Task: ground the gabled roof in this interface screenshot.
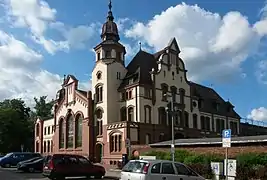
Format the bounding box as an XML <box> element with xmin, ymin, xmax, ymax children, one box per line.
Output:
<box><xmin>63</xmin><ymin>74</ymin><xmax>78</xmax><ymax>86</ymax></box>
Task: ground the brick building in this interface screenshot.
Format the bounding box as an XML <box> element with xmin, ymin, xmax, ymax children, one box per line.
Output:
<box><xmin>35</xmin><ymin>1</ymin><xmax>243</xmax><ymax>165</ymax></box>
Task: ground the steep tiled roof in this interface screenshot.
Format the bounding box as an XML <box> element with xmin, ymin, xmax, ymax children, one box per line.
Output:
<box><xmin>190</xmin><ymin>82</ymin><xmax>240</xmax><ymax>119</ymax></box>
<box><xmin>118</xmin><ymin>50</ymin><xmax>157</xmax><ymax>89</ymax></box>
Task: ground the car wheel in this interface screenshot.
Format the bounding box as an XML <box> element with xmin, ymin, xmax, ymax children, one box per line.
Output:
<box><xmin>28</xmin><ymin>167</ymin><xmax>35</xmax><ymax>173</ymax></box>
<box><xmin>94</xmin><ymin>174</ymin><xmax>103</xmax><ymax>179</ymax></box>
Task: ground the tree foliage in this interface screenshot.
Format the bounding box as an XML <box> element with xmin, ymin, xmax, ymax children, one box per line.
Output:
<box><xmin>0</xmin><ymin>99</ymin><xmax>33</xmax><ymax>153</ymax></box>
<box><xmin>33</xmin><ymin>96</ymin><xmax>54</xmax><ymax>119</ymax></box>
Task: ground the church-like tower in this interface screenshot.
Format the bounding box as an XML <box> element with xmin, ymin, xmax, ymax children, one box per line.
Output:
<box><xmin>94</xmin><ymin>0</ymin><xmax>126</xmax><ymax>65</ymax></box>
<box><xmin>91</xmin><ymin>0</ymin><xmax>128</xmax><ymax>164</ymax></box>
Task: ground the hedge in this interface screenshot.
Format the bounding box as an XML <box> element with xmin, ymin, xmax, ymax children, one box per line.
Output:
<box><xmin>142</xmin><ymin>150</ymin><xmax>267</xmax><ymax>179</ymax></box>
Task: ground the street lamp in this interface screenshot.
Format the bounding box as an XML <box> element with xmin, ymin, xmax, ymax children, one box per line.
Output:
<box><xmin>164</xmin><ymin>94</ymin><xmax>176</xmax><ymax>162</ymax></box>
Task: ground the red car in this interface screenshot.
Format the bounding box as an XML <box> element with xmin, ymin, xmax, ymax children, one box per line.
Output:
<box><xmin>42</xmin><ymin>154</ymin><xmax>105</xmax><ymax>180</ymax></box>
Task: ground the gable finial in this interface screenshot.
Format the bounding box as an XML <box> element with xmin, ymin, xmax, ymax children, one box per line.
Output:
<box><xmin>139</xmin><ymin>42</ymin><xmax>142</xmax><ymax>51</ymax></box>
<box><xmin>107</xmin><ymin>0</ymin><xmax>114</xmax><ymax>21</ymax></box>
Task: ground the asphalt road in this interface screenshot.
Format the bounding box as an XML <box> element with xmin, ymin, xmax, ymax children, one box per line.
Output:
<box><xmin>0</xmin><ymin>167</ymin><xmax>119</xmax><ymax>180</ymax></box>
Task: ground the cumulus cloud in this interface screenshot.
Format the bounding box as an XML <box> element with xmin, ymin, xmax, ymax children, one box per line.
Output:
<box><xmin>247</xmin><ymin>107</ymin><xmax>267</xmax><ymax>121</ymax></box>
<box><xmin>124</xmin><ymin>2</ymin><xmax>267</xmax><ymax>82</ymax></box>
<box><xmin>4</xmin><ymin>0</ymin><xmax>97</xmax><ymax>54</ymax></box>
<box><xmin>0</xmin><ymin>30</ymin><xmax>62</xmax><ymax>107</ymax></box>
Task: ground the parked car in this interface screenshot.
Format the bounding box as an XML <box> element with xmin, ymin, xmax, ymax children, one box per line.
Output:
<box><xmin>17</xmin><ymin>157</ymin><xmax>44</xmax><ymax>172</ymax></box>
<box><xmin>0</xmin><ymin>152</ymin><xmax>41</xmax><ymax>168</ymax></box>
<box><xmin>17</xmin><ymin>156</ymin><xmax>43</xmax><ymax>170</ymax></box>
<box><xmin>121</xmin><ymin>159</ymin><xmax>205</xmax><ymax>180</ymax></box>
<box><xmin>42</xmin><ymin>154</ymin><xmax>106</xmax><ymax>180</ymax></box>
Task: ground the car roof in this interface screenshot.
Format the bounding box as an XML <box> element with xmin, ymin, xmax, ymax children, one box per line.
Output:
<box><xmin>129</xmin><ymin>159</ymin><xmax>184</xmax><ymax>165</ymax></box>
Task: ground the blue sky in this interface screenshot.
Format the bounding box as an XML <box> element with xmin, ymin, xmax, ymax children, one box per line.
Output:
<box><xmin>0</xmin><ymin>0</ymin><xmax>267</xmax><ymax>122</ymax></box>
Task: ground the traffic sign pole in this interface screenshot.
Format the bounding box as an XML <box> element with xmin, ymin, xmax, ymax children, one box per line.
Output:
<box><xmin>222</xmin><ymin>129</ymin><xmax>231</xmax><ymax>180</ymax></box>
<box><xmin>225</xmin><ymin>147</ymin><xmax>228</xmax><ymax>180</ymax></box>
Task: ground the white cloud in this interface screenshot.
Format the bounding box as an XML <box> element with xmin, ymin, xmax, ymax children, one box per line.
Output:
<box><xmin>247</xmin><ymin>107</ymin><xmax>267</xmax><ymax>121</ymax></box>
<box><xmin>124</xmin><ymin>2</ymin><xmax>266</xmax><ymax>82</ymax></box>
<box><xmin>4</xmin><ymin>0</ymin><xmax>97</xmax><ymax>54</ymax></box>
<box><xmin>0</xmin><ymin>30</ymin><xmax>63</xmax><ymax>107</ymax></box>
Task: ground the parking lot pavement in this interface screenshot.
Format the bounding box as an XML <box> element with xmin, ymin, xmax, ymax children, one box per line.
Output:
<box><xmin>0</xmin><ymin>167</ymin><xmax>119</xmax><ymax>180</ymax></box>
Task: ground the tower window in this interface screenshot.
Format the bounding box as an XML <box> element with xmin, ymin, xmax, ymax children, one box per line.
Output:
<box><xmin>105</xmin><ymin>50</ymin><xmax>111</xmax><ymax>58</ymax></box>
<box><xmin>97</xmin><ymin>52</ymin><xmax>101</xmax><ymax>60</ymax></box>
<box><xmin>117</xmin><ymin>72</ymin><xmax>121</xmax><ymax>79</ymax></box>
<box><xmin>117</xmin><ymin>52</ymin><xmax>121</xmax><ymax>60</ymax></box>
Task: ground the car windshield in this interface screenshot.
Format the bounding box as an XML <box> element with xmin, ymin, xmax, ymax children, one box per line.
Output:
<box><xmin>4</xmin><ymin>153</ymin><xmax>13</xmax><ymax>158</ymax></box>
<box><xmin>122</xmin><ymin>161</ymin><xmax>148</xmax><ymax>173</ymax></box>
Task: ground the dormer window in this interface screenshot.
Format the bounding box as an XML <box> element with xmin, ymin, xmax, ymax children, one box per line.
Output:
<box><xmin>213</xmin><ymin>102</ymin><xmax>219</xmax><ymax>111</ymax></box>
<box><xmin>129</xmin><ymin>79</ymin><xmax>133</xmax><ymax>84</ymax></box>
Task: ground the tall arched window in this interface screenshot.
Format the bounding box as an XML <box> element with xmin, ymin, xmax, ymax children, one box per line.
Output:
<box><xmin>184</xmin><ymin>111</ymin><xmax>189</xmax><ymax>127</ymax></box>
<box><xmin>43</xmin><ymin>141</ymin><xmax>46</xmax><ymax>153</ymax></box>
<box><xmin>110</xmin><ymin>133</ymin><xmax>122</xmax><ymax>153</ymax></box>
<box><xmin>158</xmin><ymin>107</ymin><xmax>166</xmax><ymax>125</ymax></box>
<box><xmin>95</xmin><ymin>85</ymin><xmax>103</xmax><ymax>103</ymax></box>
<box><xmin>59</xmin><ymin>118</ymin><xmax>64</xmax><ymax>149</ymax></box>
<box><xmin>36</xmin><ymin>123</ymin><xmax>40</xmax><ymax>136</ymax></box>
<box><xmin>128</xmin><ymin>107</ymin><xmax>134</xmax><ymax>121</ymax></box>
<box><xmin>47</xmin><ymin>141</ymin><xmax>50</xmax><ymax>152</ymax></box>
<box><xmin>96</xmin><ymin>109</ymin><xmax>103</xmax><ymax>136</ymax></box>
<box><xmin>75</xmin><ymin>114</ymin><xmax>83</xmax><ymax>148</ymax></box>
<box><xmin>120</xmin><ymin>107</ymin><xmax>127</xmax><ymax>121</ymax></box>
<box><xmin>144</xmin><ymin>105</ymin><xmax>151</xmax><ymax>123</ymax></box>
<box><xmin>66</xmin><ymin>115</ymin><xmax>74</xmax><ymax>148</ymax></box>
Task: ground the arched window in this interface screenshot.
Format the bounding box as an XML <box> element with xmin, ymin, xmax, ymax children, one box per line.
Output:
<box><xmin>158</xmin><ymin>107</ymin><xmax>166</xmax><ymax>125</ymax></box>
<box><xmin>95</xmin><ymin>85</ymin><xmax>103</xmax><ymax>103</ymax></box>
<box><xmin>145</xmin><ymin>134</ymin><xmax>151</xmax><ymax>144</ymax></box>
<box><xmin>43</xmin><ymin>141</ymin><xmax>46</xmax><ymax>153</ymax></box>
<box><xmin>128</xmin><ymin>107</ymin><xmax>134</xmax><ymax>121</ymax></box>
<box><xmin>66</xmin><ymin>115</ymin><xmax>74</xmax><ymax>148</ymax></box>
<box><xmin>193</xmin><ymin>114</ymin><xmax>198</xmax><ymax>129</ymax></box>
<box><xmin>120</xmin><ymin>107</ymin><xmax>127</xmax><ymax>121</ymax></box>
<box><xmin>179</xmin><ymin>88</ymin><xmax>185</xmax><ymax>104</ymax></box>
<box><xmin>36</xmin><ymin>142</ymin><xmax>39</xmax><ymax>152</ymax></box>
<box><xmin>110</xmin><ymin>133</ymin><xmax>122</xmax><ymax>153</ymax></box>
<box><xmin>174</xmin><ymin>110</ymin><xmax>181</xmax><ymax>126</ymax></box>
<box><xmin>144</xmin><ymin>105</ymin><xmax>151</xmax><ymax>123</ymax></box>
<box><xmin>184</xmin><ymin>111</ymin><xmax>189</xmax><ymax>127</ymax></box>
<box><xmin>36</xmin><ymin>123</ymin><xmax>40</xmax><ymax>136</ymax></box>
<box><xmin>59</xmin><ymin>118</ymin><xmax>64</xmax><ymax>149</ymax></box>
<box><xmin>75</xmin><ymin>114</ymin><xmax>83</xmax><ymax>147</ymax></box>
<box><xmin>47</xmin><ymin>141</ymin><xmax>50</xmax><ymax>152</ymax></box>
<box><xmin>51</xmin><ymin>141</ymin><xmax>53</xmax><ymax>152</ymax></box>
<box><xmin>96</xmin><ymin>109</ymin><xmax>103</xmax><ymax>136</ymax></box>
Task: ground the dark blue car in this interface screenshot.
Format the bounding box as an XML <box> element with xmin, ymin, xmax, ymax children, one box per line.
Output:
<box><xmin>0</xmin><ymin>152</ymin><xmax>41</xmax><ymax>168</ymax></box>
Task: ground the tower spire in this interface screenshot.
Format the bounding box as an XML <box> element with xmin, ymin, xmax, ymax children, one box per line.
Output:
<box><xmin>107</xmin><ymin>0</ymin><xmax>114</xmax><ymax>21</ymax></box>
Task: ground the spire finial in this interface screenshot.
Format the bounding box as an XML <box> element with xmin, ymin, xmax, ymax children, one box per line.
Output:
<box><xmin>108</xmin><ymin>0</ymin><xmax>112</xmax><ymax>11</ymax></box>
<box><xmin>139</xmin><ymin>42</ymin><xmax>142</xmax><ymax>51</ymax></box>
<box><xmin>107</xmin><ymin>0</ymin><xmax>114</xmax><ymax>21</ymax></box>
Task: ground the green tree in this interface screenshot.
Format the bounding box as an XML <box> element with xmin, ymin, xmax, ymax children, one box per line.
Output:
<box><xmin>33</xmin><ymin>96</ymin><xmax>54</xmax><ymax>119</ymax></box>
<box><xmin>0</xmin><ymin>99</ymin><xmax>33</xmax><ymax>153</ymax></box>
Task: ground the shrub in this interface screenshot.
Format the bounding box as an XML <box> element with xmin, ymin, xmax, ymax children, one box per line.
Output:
<box><xmin>188</xmin><ymin>163</ymin><xmax>213</xmax><ymax>179</ymax></box>
<box><xmin>236</xmin><ymin>152</ymin><xmax>267</xmax><ymax>167</ymax></box>
<box><xmin>174</xmin><ymin>149</ymin><xmax>192</xmax><ymax>163</ymax></box>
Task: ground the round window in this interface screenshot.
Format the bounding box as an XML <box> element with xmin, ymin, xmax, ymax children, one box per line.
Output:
<box><xmin>97</xmin><ymin>72</ymin><xmax>102</xmax><ymax>80</ymax></box>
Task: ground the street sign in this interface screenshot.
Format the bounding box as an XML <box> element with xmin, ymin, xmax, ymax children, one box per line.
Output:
<box><xmin>125</xmin><ymin>138</ymin><xmax>131</xmax><ymax>148</ymax></box>
<box><xmin>222</xmin><ymin>129</ymin><xmax>231</xmax><ymax>148</ymax></box>
<box><xmin>224</xmin><ymin>159</ymin><xmax>237</xmax><ymax>177</ymax></box>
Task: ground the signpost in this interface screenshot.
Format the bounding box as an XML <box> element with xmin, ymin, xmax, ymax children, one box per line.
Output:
<box><xmin>222</xmin><ymin>129</ymin><xmax>231</xmax><ymax>180</ymax></box>
<box><xmin>125</xmin><ymin>138</ymin><xmax>131</xmax><ymax>158</ymax></box>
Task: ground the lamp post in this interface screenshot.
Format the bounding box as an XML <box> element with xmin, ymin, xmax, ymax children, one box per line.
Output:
<box><xmin>164</xmin><ymin>94</ymin><xmax>175</xmax><ymax>162</ymax></box>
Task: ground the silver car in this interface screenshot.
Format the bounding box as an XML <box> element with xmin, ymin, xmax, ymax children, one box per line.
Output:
<box><xmin>121</xmin><ymin>159</ymin><xmax>205</xmax><ymax>180</ymax></box>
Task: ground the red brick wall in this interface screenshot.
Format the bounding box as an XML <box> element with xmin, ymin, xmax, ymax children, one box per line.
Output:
<box><xmin>131</xmin><ymin>144</ymin><xmax>267</xmax><ymax>158</ymax></box>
